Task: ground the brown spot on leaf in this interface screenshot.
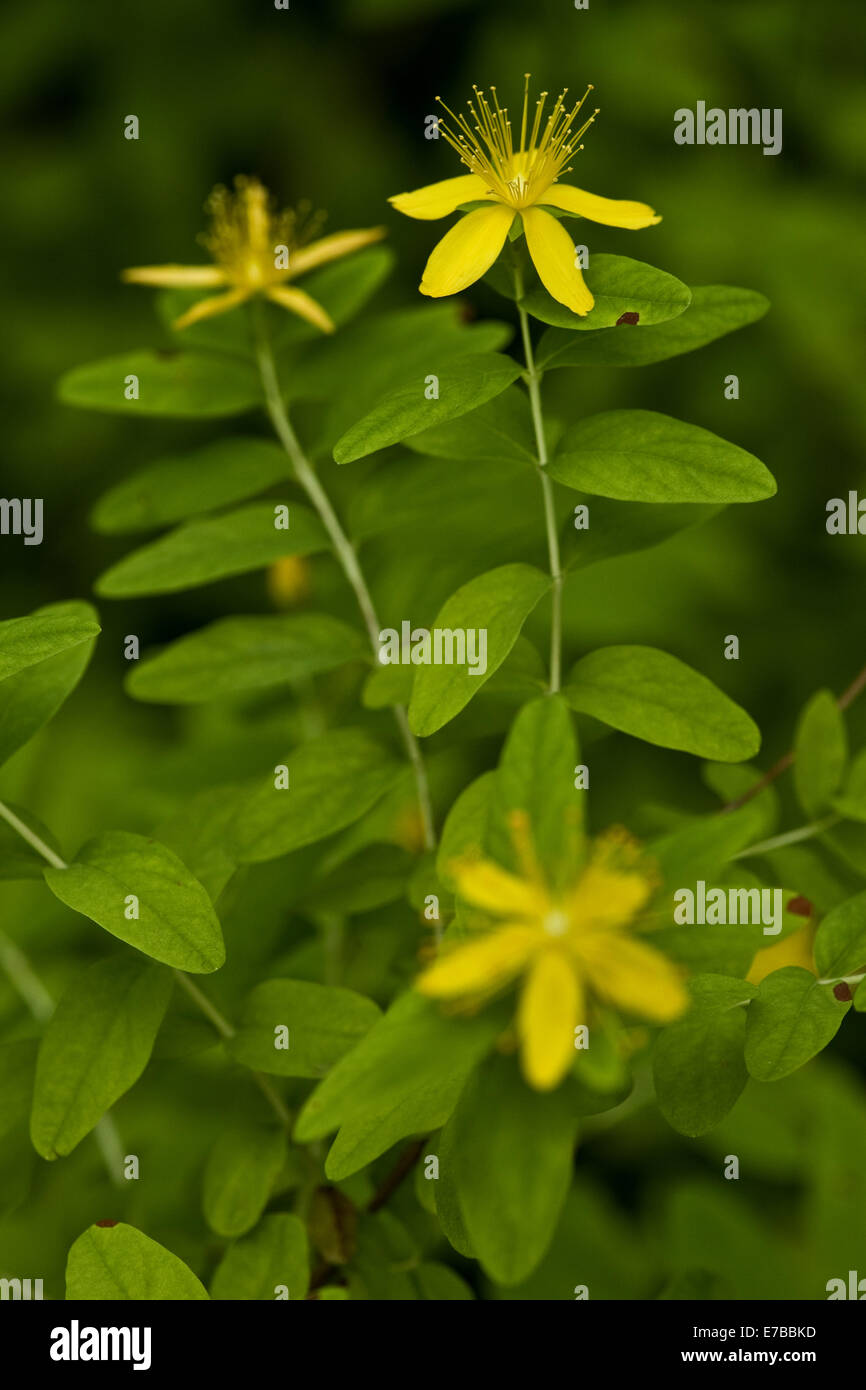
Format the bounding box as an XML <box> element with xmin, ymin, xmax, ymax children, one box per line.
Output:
<box><xmin>95</xmin><ymin>1219</ymin><xmax>119</xmax><ymax>1228</ymax></box>
<box><xmin>833</xmin><ymin>982</ymin><xmax>853</xmax><ymax>1002</ymax></box>
<box><xmin>787</xmin><ymin>895</ymin><xmax>812</xmax><ymax>917</ymax></box>
<box><xmin>616</xmin><ymin>311</ymin><xmax>640</xmax><ymax>326</ymax></box>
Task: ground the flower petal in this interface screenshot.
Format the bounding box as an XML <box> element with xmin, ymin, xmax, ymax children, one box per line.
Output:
<box><xmin>579</xmin><ymin>933</ymin><xmax>687</xmax><ymax>1023</ymax></box>
<box><xmin>417</xmin><ymin>926</ymin><xmax>538</xmax><ymax>1000</ymax></box>
<box><xmin>265</xmin><ymin>285</ymin><xmax>335</xmax><ymax>333</ymax></box>
<box><xmin>747</xmin><ymin>923</ymin><xmax>816</xmax><ymax>986</ymax></box>
<box><xmin>122</xmin><ymin>264</ymin><xmax>227</xmax><ymax>287</ymax></box>
<box><xmin>518</xmin><ymin>949</ymin><xmax>582</xmax><ymax>1090</ymax></box>
<box><xmin>451</xmin><ymin>855</ymin><xmax>546</xmax><ymax>920</ymax></box>
<box><xmin>539</xmin><ymin>183</ymin><xmax>661</xmax><ymax>230</ymax></box>
<box><xmin>420</xmin><ymin>204</ymin><xmax>515</xmax><ymax>297</ymax></box>
<box><xmin>286</xmin><ymin>227</ymin><xmax>387</xmax><ymax>278</ymax></box>
<box><xmin>566</xmin><ymin>828</ymin><xmax>654</xmax><ymax>931</ymax></box>
<box><xmin>521</xmin><ymin>206</ymin><xmax>594</xmax><ymax>316</ymax></box>
<box><xmin>173</xmin><ymin>288</ymin><xmax>250</xmax><ymax>330</ymax></box>
<box><xmin>389</xmin><ymin>174</ymin><xmax>493</xmax><ymax>220</ymax></box>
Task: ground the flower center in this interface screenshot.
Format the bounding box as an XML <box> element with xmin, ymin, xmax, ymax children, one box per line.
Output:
<box><xmin>200</xmin><ymin>178</ymin><xmax>325</xmax><ymax>289</ymax></box>
<box><xmin>542</xmin><ymin>908</ymin><xmax>570</xmax><ymax>938</ymax></box>
<box><xmin>436</xmin><ymin>75</ymin><xmax>599</xmax><ymax>209</ymax></box>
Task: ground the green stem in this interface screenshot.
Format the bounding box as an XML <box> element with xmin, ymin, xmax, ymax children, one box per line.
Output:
<box><xmin>251</xmin><ymin>308</ymin><xmax>436</xmax><ymax>851</ymax></box>
<box><xmin>514</xmin><ymin>267</ymin><xmax>562</xmax><ymax>693</ymax></box>
<box><xmin>733</xmin><ymin>814</ymin><xmax>840</xmax><ymax>860</ymax></box>
<box><xmin>0</xmin><ymin>799</ymin><xmax>67</xmax><ymax>870</ymax></box>
<box><xmin>172</xmin><ymin>970</ymin><xmax>293</xmax><ymax>1130</ymax></box>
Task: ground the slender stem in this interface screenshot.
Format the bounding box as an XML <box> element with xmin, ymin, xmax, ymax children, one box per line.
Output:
<box><xmin>732</xmin><ymin>815</ymin><xmax>840</xmax><ymax>860</ymax></box>
<box><xmin>722</xmin><ymin>659</ymin><xmax>866</xmax><ymax>813</ymax></box>
<box><xmin>251</xmin><ymin>308</ymin><xmax>436</xmax><ymax>851</ymax></box>
<box><xmin>514</xmin><ymin>267</ymin><xmax>562</xmax><ymax>693</ymax></box>
<box><xmin>0</xmin><ymin>799</ymin><xmax>67</xmax><ymax>870</ymax></box>
<box><xmin>172</xmin><ymin>970</ymin><xmax>293</xmax><ymax>1129</ymax></box>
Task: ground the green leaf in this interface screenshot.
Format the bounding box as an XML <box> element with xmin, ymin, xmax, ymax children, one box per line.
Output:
<box><xmin>443</xmin><ymin>1053</ymin><xmax>577</xmax><ymax>1285</ymax></box>
<box><xmin>563</xmin><ymin>498</ymin><xmax>721</xmax><ymax>573</ymax></box>
<box><xmin>813</xmin><ymin>890</ymin><xmax>866</xmax><ymax>978</ymax></box>
<box><xmin>407</xmin><ymin>564</ymin><xmax>550</xmax><ymax>737</ymax></box>
<box><xmin>653</xmin><ymin>975</ymin><xmax>755</xmax><ymax>1137</ymax></box>
<box><xmin>91</xmin><ymin>438</ymin><xmax>291</xmax><ymax>535</ymax></box>
<box><xmin>227</xmin><ymin>978</ymin><xmax>381</xmax><ymax>1077</ymax></box>
<box><xmin>436</xmin><ymin>772</ymin><xmax>495</xmax><ymax>890</ymax></box>
<box><xmin>211</xmin><ymin>1213</ymin><xmax>309</xmax><ymax>1300</ymax></box>
<box><xmin>0</xmin><ymin>1040</ymin><xmax>37</xmax><ymax>1139</ymax></box>
<box><xmin>0</xmin><ymin>602</ymin><xmax>98</xmax><ymax>767</ymax></box>
<box><xmin>522</xmin><ymin>254</ymin><xmax>691</xmax><ymax>332</ymax></box>
<box><xmin>95</xmin><ymin>502</ymin><xmax>328</xmax><ymax>597</ymax></box>
<box><xmin>832</xmin><ymin>749</ymin><xmax>866</xmax><ymax>822</ymax></box>
<box><xmin>348</xmin><ymin>452</ymin><xmax>537</xmax><ymax>545</ymax></box>
<box><xmin>44</xmin><ymin>831</ymin><xmax>225</xmax><ymax>972</ymax></box>
<box><xmin>203</xmin><ymin>1124</ymin><xmax>287</xmax><ymax>1238</ymax></box>
<box><xmin>333</xmin><ymin>353</ymin><xmax>523</xmax><ymax>463</ymax></box>
<box><xmin>231</xmin><ymin>729</ymin><xmax>402</xmax><ymax>863</ymax></box>
<box><xmin>549</xmin><ymin>410</ymin><xmax>775</xmax><ymax>504</ymax></box>
<box><xmin>563</xmin><ymin>646</ymin><xmax>760</xmax><ymax>760</ymax></box>
<box><xmin>294</xmin><ymin>992</ymin><xmax>500</xmax><ymax>1179</ymax></box>
<box><xmin>30</xmin><ymin>957</ymin><xmax>172</xmax><ymax>1159</ymax></box>
<box><xmin>404</xmin><ymin>385</ymin><xmax>536</xmax><ymax>465</ymax></box>
<box><xmin>744</xmin><ymin>967</ymin><xmax>849</xmax><ymax>1081</ymax></box>
<box><xmin>414</xmin><ymin>1262</ymin><xmax>474</xmax><ymax>1300</ymax></box>
<box><xmin>536</xmin><ymin>284</ymin><xmax>770</xmax><ymax>370</ymax></box>
<box><xmin>0</xmin><ymin>606</ymin><xmax>100</xmax><ymax>684</ymax></box>
<box><xmin>127</xmin><ymin>614</ymin><xmax>366</xmax><ymax>704</ymax></box>
<box><xmin>66</xmin><ymin>1222</ymin><xmax>209</xmax><ymax>1299</ymax></box>
<box><xmin>794</xmin><ymin>690</ymin><xmax>848</xmax><ymax>819</ymax></box>
<box><xmin>488</xmin><ymin>695</ymin><xmax>582</xmax><ymax>891</ymax></box>
<box><xmin>155</xmin><ymin>785</ymin><xmax>243</xmax><ymax>901</ymax></box>
<box><xmin>59</xmin><ymin>350</ymin><xmax>261</xmax><ymax>417</ymax></box>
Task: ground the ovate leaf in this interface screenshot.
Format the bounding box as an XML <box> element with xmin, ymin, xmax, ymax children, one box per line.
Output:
<box><xmin>294</xmin><ymin>992</ymin><xmax>500</xmax><ymax>1180</ymax></box>
<box><xmin>59</xmin><ymin>351</ymin><xmax>260</xmax><ymax>417</ymax></box>
<box><xmin>536</xmin><ymin>285</ymin><xmax>769</xmax><ymax>370</ymax></box>
<box><xmin>0</xmin><ymin>606</ymin><xmax>100</xmax><ymax>684</ymax></box>
<box><xmin>813</xmin><ymin>890</ymin><xmax>866</xmax><ymax>978</ymax></box>
<box><xmin>564</xmin><ymin>646</ymin><xmax>760</xmax><ymax>761</ymax></box>
<box><xmin>66</xmin><ymin>1222</ymin><xmax>209</xmax><ymax>1299</ymax></box>
<box><xmin>31</xmin><ymin>956</ymin><xmax>172</xmax><ymax>1159</ymax></box>
<box><xmin>211</xmin><ymin>1213</ymin><xmax>309</xmax><ymax>1300</ymax></box>
<box><xmin>203</xmin><ymin>1124</ymin><xmax>287</xmax><ymax>1238</ymax></box>
<box><xmin>333</xmin><ymin>353</ymin><xmax>523</xmax><ymax>463</ymax></box>
<box><xmin>404</xmin><ymin>385</ymin><xmax>536</xmax><ymax>465</ymax></box>
<box><xmin>794</xmin><ymin>690</ymin><xmax>848</xmax><ymax>819</ymax></box>
<box><xmin>522</xmin><ymin>254</ymin><xmax>690</xmax><ymax>332</ymax></box>
<box><xmin>91</xmin><ymin>438</ymin><xmax>290</xmax><ymax>534</ymax></box>
<box><xmin>549</xmin><ymin>411</ymin><xmax>775</xmax><ymax>504</ymax></box>
<box><xmin>0</xmin><ymin>602</ymin><xmax>98</xmax><ymax>766</ymax></box>
<box><xmin>96</xmin><ymin>503</ymin><xmax>328</xmax><ymax>597</ymax></box>
<box><xmin>227</xmin><ymin>978</ymin><xmax>381</xmax><ymax>1077</ymax></box>
<box><xmin>231</xmin><ymin>729</ymin><xmax>402</xmax><ymax>863</ymax></box>
<box><xmin>44</xmin><ymin>832</ymin><xmax>225</xmax><ymax>973</ymax></box>
<box><xmin>653</xmin><ymin>976</ymin><xmax>756</xmax><ymax>1137</ymax></box>
<box><xmin>444</xmin><ymin>1052</ymin><xmax>577</xmax><ymax>1285</ymax></box>
<box><xmin>744</xmin><ymin>967</ymin><xmax>849</xmax><ymax>1081</ymax></box>
<box><xmin>127</xmin><ymin>614</ymin><xmax>366</xmax><ymax>704</ymax></box>
<box><xmin>407</xmin><ymin>564</ymin><xmax>550</xmax><ymax>737</ymax></box>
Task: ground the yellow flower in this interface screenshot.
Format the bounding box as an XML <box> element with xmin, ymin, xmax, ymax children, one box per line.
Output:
<box><xmin>123</xmin><ymin>175</ymin><xmax>385</xmax><ymax>333</ymax></box>
<box><xmin>417</xmin><ymin>819</ymin><xmax>686</xmax><ymax>1091</ymax></box>
<box><xmin>389</xmin><ymin>77</ymin><xmax>660</xmax><ymax>316</ymax></box>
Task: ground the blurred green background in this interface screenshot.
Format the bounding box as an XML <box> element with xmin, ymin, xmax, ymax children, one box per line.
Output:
<box><xmin>2</xmin><ymin>0</ymin><xmax>865</xmax><ymax>1298</ymax></box>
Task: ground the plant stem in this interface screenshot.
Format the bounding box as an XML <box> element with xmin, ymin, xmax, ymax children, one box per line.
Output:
<box><xmin>172</xmin><ymin>970</ymin><xmax>293</xmax><ymax>1130</ymax></box>
<box><xmin>732</xmin><ymin>815</ymin><xmax>840</xmax><ymax>860</ymax></box>
<box><xmin>513</xmin><ymin>266</ymin><xmax>562</xmax><ymax>693</ymax></box>
<box><xmin>0</xmin><ymin>799</ymin><xmax>67</xmax><ymax>870</ymax></box>
<box><xmin>251</xmin><ymin>309</ymin><xmax>436</xmax><ymax>852</ymax></box>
